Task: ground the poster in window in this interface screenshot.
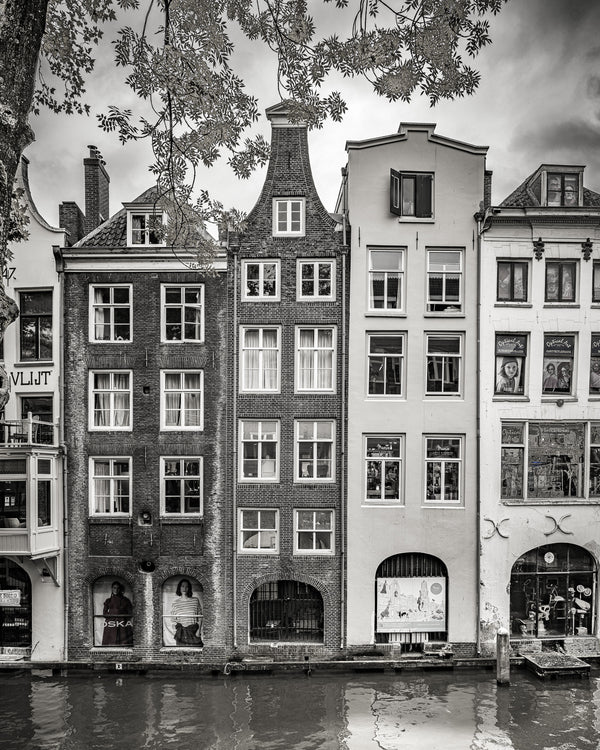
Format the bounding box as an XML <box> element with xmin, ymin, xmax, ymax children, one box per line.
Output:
<box><xmin>162</xmin><ymin>575</ymin><xmax>204</xmax><ymax>647</ymax></box>
<box><xmin>495</xmin><ymin>335</ymin><xmax>526</xmax><ymax>394</ymax></box>
<box><xmin>93</xmin><ymin>577</ymin><xmax>133</xmax><ymax>647</ymax></box>
<box><xmin>543</xmin><ymin>335</ymin><xmax>574</xmax><ymax>394</ymax></box>
<box><xmin>590</xmin><ymin>335</ymin><xmax>600</xmax><ymax>393</ymax></box>
<box><xmin>376</xmin><ymin>577</ymin><xmax>446</xmax><ymax>633</ymax></box>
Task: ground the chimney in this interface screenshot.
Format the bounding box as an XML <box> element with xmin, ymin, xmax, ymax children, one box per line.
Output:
<box><xmin>483</xmin><ymin>169</ymin><xmax>493</xmax><ymax>210</ymax></box>
<box><xmin>83</xmin><ymin>145</ymin><xmax>110</xmax><ymax>235</ymax></box>
<box><xmin>59</xmin><ymin>201</ymin><xmax>86</xmax><ymax>246</ymax></box>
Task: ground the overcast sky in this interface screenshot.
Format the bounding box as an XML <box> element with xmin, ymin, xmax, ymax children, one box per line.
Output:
<box><xmin>24</xmin><ymin>0</ymin><xmax>600</xmax><ymax>230</ymax></box>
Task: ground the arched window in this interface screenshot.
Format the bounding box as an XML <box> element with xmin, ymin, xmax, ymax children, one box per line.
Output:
<box><xmin>0</xmin><ymin>558</ymin><xmax>31</xmax><ymax>648</ymax></box>
<box><xmin>375</xmin><ymin>553</ymin><xmax>448</xmax><ymax>646</ymax></box>
<box><xmin>249</xmin><ymin>580</ymin><xmax>323</xmax><ymax>643</ymax></box>
<box><xmin>510</xmin><ymin>543</ymin><xmax>596</xmax><ymax>638</ymax></box>
<box><xmin>162</xmin><ymin>576</ymin><xmax>203</xmax><ymax>647</ymax></box>
<box><xmin>92</xmin><ymin>576</ymin><xmax>133</xmax><ymax>647</ymax></box>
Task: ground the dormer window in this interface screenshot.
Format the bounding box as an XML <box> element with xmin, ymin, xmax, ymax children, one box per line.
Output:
<box><xmin>273</xmin><ymin>198</ymin><xmax>305</xmax><ymax>236</ymax></box>
<box><xmin>128</xmin><ymin>211</ymin><xmax>164</xmax><ymax>245</ymax></box>
<box><xmin>547</xmin><ymin>173</ymin><xmax>579</xmax><ymax>207</ymax></box>
<box><xmin>390</xmin><ymin>170</ymin><xmax>433</xmax><ymax>219</ymax></box>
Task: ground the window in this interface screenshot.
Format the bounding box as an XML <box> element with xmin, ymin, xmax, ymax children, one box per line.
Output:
<box><xmin>593</xmin><ymin>262</ymin><xmax>600</xmax><ymax>303</ymax></box>
<box><xmin>19</xmin><ymin>291</ymin><xmax>52</xmax><ymax>361</ymax></box>
<box><xmin>162</xmin><ymin>285</ymin><xmax>204</xmax><ymax>342</ymax></box>
<box><xmin>0</xmin><ymin>459</ymin><xmax>27</xmax><ymax>527</ymax></box>
<box><xmin>240</xmin><ymin>327</ymin><xmax>280</xmax><ymax>392</ymax></box>
<box><xmin>590</xmin><ymin>424</ymin><xmax>600</xmax><ymax>497</ymax></box>
<box><xmin>89</xmin><ymin>371</ymin><xmax>132</xmax><ymax>429</ymax></box>
<box><xmin>547</xmin><ymin>173</ymin><xmax>579</xmax><ymax>207</ymax></box>
<box><xmin>368</xmin><ymin>334</ymin><xmax>404</xmax><ymax>396</ymax></box>
<box><xmin>500</xmin><ymin>423</ymin><xmax>524</xmax><ymax>500</ymax></box>
<box><xmin>249</xmin><ymin>581</ymin><xmax>323</xmax><ymax>643</ymax></box>
<box><xmin>390</xmin><ymin>170</ymin><xmax>433</xmax><ymax>218</ymax></box>
<box><xmin>297</xmin><ymin>260</ymin><xmax>334</xmax><ymax>300</ymax></box>
<box><xmin>161</xmin><ymin>371</ymin><xmax>203</xmax><ymax>429</ymax></box>
<box><xmin>425</xmin><ymin>437</ymin><xmax>462</xmax><ymax>504</ymax></box>
<box><xmin>129</xmin><ymin>211</ymin><xmax>163</xmax><ymax>245</ymax></box>
<box><xmin>240</xmin><ymin>420</ymin><xmax>278</xmax><ymax>481</ymax></box>
<box><xmin>20</xmin><ymin>396</ymin><xmax>54</xmax><ymax>444</ymax></box>
<box><xmin>590</xmin><ymin>335</ymin><xmax>600</xmax><ymax>395</ymax></box>
<box><xmin>542</xmin><ymin>335</ymin><xmax>575</xmax><ymax>395</ymax></box>
<box><xmin>365</xmin><ymin>436</ymin><xmax>402</xmax><ymax>502</ymax></box>
<box><xmin>162</xmin><ymin>576</ymin><xmax>203</xmax><ymax>647</ymax></box>
<box><xmin>90</xmin><ymin>457</ymin><xmax>131</xmax><ymax>515</ymax></box>
<box><xmin>242</xmin><ymin>260</ymin><xmax>279</xmax><ymax>300</ymax></box>
<box><xmin>426</xmin><ymin>334</ymin><xmax>462</xmax><ymax>395</ymax></box>
<box><xmin>295</xmin><ymin>510</ymin><xmax>334</xmax><ymax>554</ymax></box>
<box><xmin>497</xmin><ymin>261</ymin><xmax>528</xmax><ymax>302</ymax></box>
<box><xmin>296</xmin><ymin>420</ymin><xmax>334</xmax><ymax>481</ymax></box>
<box><xmin>368</xmin><ymin>249</ymin><xmax>404</xmax><ymax>312</ymax></box>
<box><xmin>296</xmin><ymin>327</ymin><xmax>335</xmax><ymax>391</ymax></box>
<box><xmin>239</xmin><ymin>509</ymin><xmax>279</xmax><ymax>552</ymax></box>
<box><xmin>93</xmin><ymin>576</ymin><xmax>133</xmax><ymax>647</ymax></box>
<box><xmin>273</xmin><ymin>198</ymin><xmax>305</xmax><ymax>236</ymax></box>
<box><xmin>427</xmin><ymin>249</ymin><xmax>462</xmax><ymax>313</ymax></box>
<box><xmin>545</xmin><ymin>261</ymin><xmax>576</xmax><ymax>302</ymax></box>
<box><xmin>36</xmin><ymin>458</ymin><xmax>52</xmax><ymax>528</ymax></box>
<box><xmin>90</xmin><ymin>285</ymin><xmax>131</xmax><ymax>342</ymax></box>
<box><xmin>495</xmin><ymin>334</ymin><xmax>527</xmax><ymax>396</ymax></box>
<box><xmin>161</xmin><ymin>458</ymin><xmax>202</xmax><ymax>515</ymax></box>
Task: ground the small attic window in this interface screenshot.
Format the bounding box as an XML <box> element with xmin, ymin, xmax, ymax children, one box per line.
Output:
<box><xmin>546</xmin><ymin>173</ymin><xmax>579</xmax><ymax>207</ymax></box>
<box><xmin>128</xmin><ymin>211</ymin><xmax>164</xmax><ymax>246</ymax></box>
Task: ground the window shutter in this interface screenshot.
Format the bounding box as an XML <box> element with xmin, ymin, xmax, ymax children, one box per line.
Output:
<box><xmin>390</xmin><ymin>169</ymin><xmax>402</xmax><ymax>216</ymax></box>
<box><xmin>415</xmin><ymin>174</ymin><xmax>433</xmax><ymax>218</ymax></box>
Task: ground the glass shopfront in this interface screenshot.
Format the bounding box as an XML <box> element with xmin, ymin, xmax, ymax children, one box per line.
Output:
<box><xmin>0</xmin><ymin>559</ymin><xmax>31</xmax><ymax>649</ymax></box>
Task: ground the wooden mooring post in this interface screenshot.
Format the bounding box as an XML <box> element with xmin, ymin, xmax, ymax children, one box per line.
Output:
<box><xmin>496</xmin><ymin>627</ymin><xmax>510</xmax><ymax>685</ymax></box>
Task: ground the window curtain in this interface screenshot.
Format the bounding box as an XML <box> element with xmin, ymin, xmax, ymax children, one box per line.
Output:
<box><xmin>262</xmin><ymin>329</ymin><xmax>278</xmax><ymax>389</ymax></box>
<box><xmin>298</xmin><ymin>330</ymin><xmax>315</xmax><ymax>389</ymax></box>
<box><xmin>184</xmin><ymin>373</ymin><xmax>202</xmax><ymax>426</ymax></box>
<box><xmin>113</xmin><ymin>373</ymin><xmax>130</xmax><ymax>427</ymax></box>
<box><xmin>316</xmin><ymin>330</ymin><xmax>333</xmax><ymax>389</ymax></box>
<box><xmin>243</xmin><ymin>330</ymin><xmax>260</xmax><ymax>389</ymax></box>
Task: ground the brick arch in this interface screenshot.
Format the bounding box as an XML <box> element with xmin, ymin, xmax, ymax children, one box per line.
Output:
<box><xmin>156</xmin><ymin>565</ymin><xmax>206</xmax><ymax>590</ymax></box>
<box><xmin>240</xmin><ymin>572</ymin><xmax>333</xmax><ymax>610</ymax></box>
<box><xmin>86</xmin><ymin>568</ymin><xmax>136</xmax><ymax>589</ymax></box>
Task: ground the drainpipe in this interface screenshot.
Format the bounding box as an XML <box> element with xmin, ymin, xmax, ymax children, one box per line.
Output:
<box><xmin>231</xmin><ymin>239</ymin><xmax>239</xmax><ymax>649</ymax></box>
<box><xmin>339</xmin><ymin>168</ymin><xmax>349</xmax><ymax>650</ymax></box>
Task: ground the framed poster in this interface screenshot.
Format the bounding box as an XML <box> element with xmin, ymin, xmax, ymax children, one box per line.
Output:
<box><xmin>376</xmin><ymin>577</ymin><xmax>446</xmax><ymax>633</ymax></box>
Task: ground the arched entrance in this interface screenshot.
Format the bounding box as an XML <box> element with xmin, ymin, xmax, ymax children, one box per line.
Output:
<box><xmin>0</xmin><ymin>558</ymin><xmax>31</xmax><ymax>649</ymax></box>
<box><xmin>249</xmin><ymin>580</ymin><xmax>323</xmax><ymax>643</ymax></box>
<box><xmin>510</xmin><ymin>543</ymin><xmax>596</xmax><ymax>638</ymax></box>
<box><xmin>375</xmin><ymin>553</ymin><xmax>448</xmax><ymax>648</ymax></box>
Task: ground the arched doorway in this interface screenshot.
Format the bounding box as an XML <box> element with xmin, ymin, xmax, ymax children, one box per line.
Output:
<box><xmin>375</xmin><ymin>553</ymin><xmax>448</xmax><ymax>648</ymax></box>
<box><xmin>0</xmin><ymin>558</ymin><xmax>31</xmax><ymax>649</ymax></box>
<box><xmin>249</xmin><ymin>580</ymin><xmax>323</xmax><ymax>643</ymax></box>
<box><xmin>510</xmin><ymin>543</ymin><xmax>596</xmax><ymax>638</ymax></box>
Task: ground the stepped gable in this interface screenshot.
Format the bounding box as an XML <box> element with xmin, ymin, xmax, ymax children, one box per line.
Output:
<box><xmin>500</xmin><ymin>166</ymin><xmax>600</xmax><ymax>207</ymax></box>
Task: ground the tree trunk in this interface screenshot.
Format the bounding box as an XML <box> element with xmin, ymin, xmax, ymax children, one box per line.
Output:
<box><xmin>0</xmin><ymin>0</ymin><xmax>49</xmax><ymax>409</ymax></box>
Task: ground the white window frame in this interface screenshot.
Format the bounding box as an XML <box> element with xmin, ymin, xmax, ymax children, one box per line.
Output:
<box><xmin>295</xmin><ymin>420</ymin><xmax>335</xmax><ymax>482</ymax></box>
<box><xmin>89</xmin><ymin>370</ymin><xmax>132</xmax><ymax>431</ymax></box>
<box><xmin>240</xmin><ymin>326</ymin><xmax>281</xmax><ymax>393</ymax></box>
<box><xmin>89</xmin><ymin>457</ymin><xmax>131</xmax><ymax>516</ymax></box>
<box><xmin>364</xmin><ymin>434</ymin><xmax>404</xmax><ymax>503</ymax></box>
<box><xmin>295</xmin><ymin>326</ymin><xmax>336</xmax><ymax>393</ymax></box>
<box><xmin>424</xmin><ymin>435</ymin><xmax>463</xmax><ymax>505</ymax></box>
<box><xmin>426</xmin><ymin>248</ymin><xmax>463</xmax><ymax>313</ymax></box>
<box><xmin>294</xmin><ymin>509</ymin><xmax>334</xmax><ymax>555</ymax></box>
<box><xmin>367</xmin><ymin>248</ymin><xmax>405</xmax><ymax>313</ymax></box>
<box><xmin>160</xmin><ymin>370</ymin><xmax>204</xmax><ymax>430</ymax></box>
<box><xmin>238</xmin><ymin>508</ymin><xmax>279</xmax><ymax>553</ymax></box>
<box><xmin>239</xmin><ymin>420</ymin><xmax>279</xmax><ymax>482</ymax></box>
<box><xmin>161</xmin><ymin>284</ymin><xmax>204</xmax><ymax>343</ymax></box>
<box><xmin>242</xmin><ymin>260</ymin><xmax>280</xmax><ymax>301</ymax></box>
<box><xmin>425</xmin><ymin>333</ymin><xmax>463</xmax><ymax>397</ymax></box>
<box><xmin>160</xmin><ymin>457</ymin><xmax>203</xmax><ymax>516</ymax></box>
<box><xmin>273</xmin><ymin>198</ymin><xmax>305</xmax><ymax>236</ymax></box>
<box><xmin>127</xmin><ymin>210</ymin><xmax>164</xmax><ymax>246</ymax></box>
<box><xmin>367</xmin><ymin>333</ymin><xmax>405</xmax><ymax>397</ymax></box>
<box><xmin>89</xmin><ymin>284</ymin><xmax>132</xmax><ymax>342</ymax></box>
<box><xmin>297</xmin><ymin>259</ymin><xmax>335</xmax><ymax>301</ymax></box>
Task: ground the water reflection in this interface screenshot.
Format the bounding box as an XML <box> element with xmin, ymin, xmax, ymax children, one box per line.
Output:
<box><xmin>0</xmin><ymin>669</ymin><xmax>599</xmax><ymax>749</ymax></box>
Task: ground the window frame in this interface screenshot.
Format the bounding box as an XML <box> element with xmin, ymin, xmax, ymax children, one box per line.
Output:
<box><xmin>161</xmin><ymin>284</ymin><xmax>204</xmax><ymax>343</ymax></box>
<box><xmin>367</xmin><ymin>333</ymin><xmax>405</xmax><ymax>397</ymax></box>
<box><xmin>542</xmin><ymin>334</ymin><xmax>575</xmax><ymax>397</ymax></box>
<box><xmin>238</xmin><ymin>508</ymin><xmax>279</xmax><ymax>553</ymax></box>
<box><xmin>426</xmin><ymin>248</ymin><xmax>463</xmax><ymax>313</ymax></box>
<box><xmin>367</xmin><ymin>247</ymin><xmax>405</xmax><ymax>313</ymax></box>
<box><xmin>160</xmin><ymin>457</ymin><xmax>203</xmax><ymax>516</ymax></box>
<box><xmin>364</xmin><ymin>434</ymin><xmax>403</xmax><ymax>503</ymax></box>
<box><xmin>239</xmin><ymin>420</ymin><xmax>280</xmax><ymax>482</ymax></box>
<box><xmin>545</xmin><ymin>261</ymin><xmax>577</xmax><ymax>303</ymax></box>
<box><xmin>240</xmin><ymin>326</ymin><xmax>281</xmax><ymax>393</ymax></box>
<box><xmin>272</xmin><ymin>197</ymin><xmax>305</xmax><ymax>236</ymax></box>
<box><xmin>390</xmin><ymin>170</ymin><xmax>434</xmax><ymax>219</ymax></box>
<box><xmin>160</xmin><ymin>370</ymin><xmax>204</xmax><ymax>431</ymax></box>
<box><xmin>425</xmin><ymin>333</ymin><xmax>463</xmax><ymax>397</ymax></box>
<box><xmin>242</xmin><ymin>260</ymin><xmax>280</xmax><ymax>301</ymax></box>
<box><xmin>546</xmin><ymin>172</ymin><xmax>580</xmax><ymax>207</ymax></box>
<box><xmin>593</xmin><ymin>262</ymin><xmax>600</xmax><ymax>304</ymax></box>
<box><xmin>89</xmin><ymin>284</ymin><xmax>132</xmax><ymax>343</ymax></box>
<box><xmin>295</xmin><ymin>419</ymin><xmax>335</xmax><ymax>483</ymax></box>
<box><xmin>496</xmin><ymin>260</ymin><xmax>529</xmax><ymax>303</ymax></box>
<box><xmin>297</xmin><ymin>259</ymin><xmax>335</xmax><ymax>301</ymax></box>
<box><xmin>88</xmin><ymin>370</ymin><xmax>133</xmax><ymax>431</ymax></box>
<box><xmin>127</xmin><ymin>210</ymin><xmax>164</xmax><ymax>246</ymax></box>
<box><xmin>89</xmin><ymin>457</ymin><xmax>132</xmax><ymax>517</ymax></box>
<box><xmin>295</xmin><ymin>326</ymin><xmax>336</xmax><ymax>393</ymax></box>
<box><xmin>424</xmin><ymin>435</ymin><xmax>463</xmax><ymax>506</ymax></box>
<box><xmin>18</xmin><ymin>289</ymin><xmax>53</xmax><ymax>362</ymax></box>
<box><xmin>294</xmin><ymin>509</ymin><xmax>334</xmax><ymax>555</ymax></box>
<box><xmin>494</xmin><ymin>334</ymin><xmax>528</xmax><ymax>397</ymax></box>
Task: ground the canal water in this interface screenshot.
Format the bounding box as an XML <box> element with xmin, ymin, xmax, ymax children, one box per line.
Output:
<box><xmin>1</xmin><ymin>668</ymin><xmax>599</xmax><ymax>749</ymax></box>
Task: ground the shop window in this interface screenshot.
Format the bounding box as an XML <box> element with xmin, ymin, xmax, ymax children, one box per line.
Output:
<box><xmin>295</xmin><ymin>420</ymin><xmax>334</xmax><ymax>481</ymax></box>
<box><xmin>589</xmin><ymin>423</ymin><xmax>600</xmax><ymax>498</ymax></box>
<box><xmin>249</xmin><ymin>580</ymin><xmax>323</xmax><ymax>643</ymax></box>
<box><xmin>542</xmin><ymin>334</ymin><xmax>575</xmax><ymax>395</ymax></box>
<box><xmin>161</xmin><ymin>285</ymin><xmax>204</xmax><ymax>342</ymax></box>
<box><xmin>0</xmin><ymin>560</ymin><xmax>31</xmax><ymax>648</ymax></box>
<box><xmin>90</xmin><ymin>285</ymin><xmax>131</xmax><ymax>342</ymax></box>
<box><xmin>368</xmin><ymin>249</ymin><xmax>404</xmax><ymax>312</ymax></box>
<box><xmin>365</xmin><ymin>435</ymin><xmax>402</xmax><ymax>502</ymax></box>
<box><xmin>368</xmin><ymin>334</ymin><xmax>404</xmax><ymax>396</ymax></box>
<box><xmin>161</xmin><ymin>458</ymin><xmax>202</xmax><ymax>515</ymax></box>
<box><xmin>239</xmin><ymin>420</ymin><xmax>279</xmax><ymax>481</ymax></box>
<box><xmin>162</xmin><ymin>576</ymin><xmax>203</xmax><ymax>647</ymax></box>
<box><xmin>545</xmin><ymin>261</ymin><xmax>576</xmax><ymax>303</ymax></box>
<box><xmin>390</xmin><ymin>170</ymin><xmax>433</xmax><ymax>218</ymax></box>
<box><xmin>593</xmin><ymin>262</ymin><xmax>600</xmax><ymax>303</ymax></box>
<box><xmin>93</xmin><ymin>577</ymin><xmax>133</xmax><ymax>647</ymax></box>
<box><xmin>425</xmin><ymin>436</ymin><xmax>462</xmax><ymax>504</ymax></box>
<box><xmin>426</xmin><ymin>333</ymin><xmax>462</xmax><ymax>395</ymax></box>
<box><xmin>89</xmin><ymin>371</ymin><xmax>132</xmax><ymax>429</ymax></box>
<box><xmin>128</xmin><ymin>211</ymin><xmax>163</xmax><ymax>245</ymax></box>
<box><xmin>160</xmin><ymin>371</ymin><xmax>203</xmax><ymax>429</ymax></box>
<box><xmin>19</xmin><ymin>290</ymin><xmax>52</xmax><ymax>361</ymax></box>
<box><xmin>0</xmin><ymin>458</ymin><xmax>27</xmax><ymax>528</ymax></box>
<box><xmin>273</xmin><ymin>198</ymin><xmax>305</xmax><ymax>236</ymax></box>
<box><xmin>495</xmin><ymin>334</ymin><xmax>527</xmax><ymax>396</ymax></box>
<box><xmin>240</xmin><ymin>327</ymin><xmax>280</xmax><ymax>392</ymax></box>
<box><xmin>239</xmin><ymin>508</ymin><xmax>279</xmax><ymax>552</ymax></box>
<box><xmin>546</xmin><ymin>173</ymin><xmax>579</xmax><ymax>207</ymax></box>
<box><xmin>590</xmin><ymin>335</ymin><xmax>600</xmax><ymax>395</ymax></box>
<box><xmin>497</xmin><ymin>260</ymin><xmax>528</xmax><ymax>302</ymax></box>
<box><xmin>296</xmin><ymin>327</ymin><xmax>335</xmax><ymax>392</ymax></box>
<box><xmin>294</xmin><ymin>510</ymin><xmax>334</xmax><ymax>554</ymax></box>
<box><xmin>297</xmin><ymin>260</ymin><xmax>334</xmax><ymax>300</ymax></box>
<box><xmin>90</xmin><ymin>457</ymin><xmax>131</xmax><ymax>516</ymax></box>
<box><xmin>242</xmin><ymin>260</ymin><xmax>279</xmax><ymax>300</ymax></box>
<box><xmin>426</xmin><ymin>249</ymin><xmax>462</xmax><ymax>313</ymax></box>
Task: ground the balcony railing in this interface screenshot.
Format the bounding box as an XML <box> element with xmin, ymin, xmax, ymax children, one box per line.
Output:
<box><xmin>0</xmin><ymin>416</ymin><xmax>57</xmax><ymax>447</ymax></box>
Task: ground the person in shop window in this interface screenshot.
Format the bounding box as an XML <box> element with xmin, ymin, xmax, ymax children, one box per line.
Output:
<box><xmin>496</xmin><ymin>357</ymin><xmax>520</xmax><ymax>393</ymax></box>
<box><xmin>556</xmin><ymin>362</ymin><xmax>571</xmax><ymax>392</ymax></box>
<box><xmin>543</xmin><ymin>363</ymin><xmax>558</xmax><ymax>392</ymax></box>
<box><xmin>170</xmin><ymin>579</ymin><xmax>203</xmax><ymax>646</ymax></box>
<box><xmin>102</xmin><ymin>581</ymin><xmax>133</xmax><ymax>646</ymax></box>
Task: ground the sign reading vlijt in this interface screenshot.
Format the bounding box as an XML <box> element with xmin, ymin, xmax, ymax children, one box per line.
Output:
<box><xmin>0</xmin><ymin>590</ymin><xmax>21</xmax><ymax>607</ymax></box>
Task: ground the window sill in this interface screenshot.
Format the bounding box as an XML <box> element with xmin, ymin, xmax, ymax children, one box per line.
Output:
<box><xmin>160</xmin><ymin>516</ymin><xmax>203</xmax><ymax>524</ymax></box>
<box><xmin>293</xmin><ymin>551</ymin><xmax>335</xmax><ymax>557</ymax></box>
<box><xmin>238</xmin><ymin>550</ymin><xmax>279</xmax><ymax>555</ymax></box>
<box><xmin>361</xmin><ymin>502</ymin><xmax>404</xmax><ymax>508</ymax></box>
<box><xmin>397</xmin><ymin>217</ymin><xmax>435</xmax><ymax>224</ymax></box>
<box><xmin>365</xmin><ymin>311</ymin><xmax>407</xmax><ymax>317</ymax></box>
<box><xmin>423</xmin><ymin>312</ymin><xmax>464</xmax><ymax>318</ymax></box>
<box><xmin>366</xmin><ymin>395</ymin><xmax>406</xmax><ymax>401</ymax></box>
<box><xmin>14</xmin><ymin>361</ymin><xmax>54</xmax><ymax>368</ymax></box>
<box><xmin>89</xmin><ymin>340</ymin><xmax>132</xmax><ymax>345</ymax></box>
<box><xmin>422</xmin><ymin>503</ymin><xmax>464</xmax><ymax>509</ymax></box>
<box><xmin>297</xmin><ymin>297</ymin><xmax>336</xmax><ymax>303</ymax></box>
<box><xmin>90</xmin><ymin>647</ymin><xmax>134</xmax><ymax>653</ymax></box>
<box><xmin>160</xmin><ymin>647</ymin><xmax>203</xmax><ymax>652</ymax></box>
<box><xmin>502</xmin><ymin>499</ymin><xmax>600</xmax><ymax>505</ymax></box>
<box><xmin>542</xmin><ymin>303</ymin><xmax>580</xmax><ymax>309</ymax></box>
<box><xmin>493</xmin><ymin>396</ymin><xmax>530</xmax><ymax>402</ymax></box>
<box><xmin>541</xmin><ymin>397</ymin><xmax>578</xmax><ymax>403</ymax></box>
<box><xmin>241</xmin><ymin>298</ymin><xmax>281</xmax><ymax>303</ymax></box>
<box><xmin>89</xmin><ymin>517</ymin><xmax>132</xmax><ymax>524</ymax></box>
<box><xmin>494</xmin><ymin>302</ymin><xmax>532</xmax><ymax>308</ymax></box>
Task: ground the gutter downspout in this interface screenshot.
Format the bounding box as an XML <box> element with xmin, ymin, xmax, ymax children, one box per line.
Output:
<box><xmin>340</xmin><ymin>167</ymin><xmax>349</xmax><ymax>650</ymax></box>
<box><xmin>231</xmin><ymin>238</ymin><xmax>239</xmax><ymax>649</ymax></box>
